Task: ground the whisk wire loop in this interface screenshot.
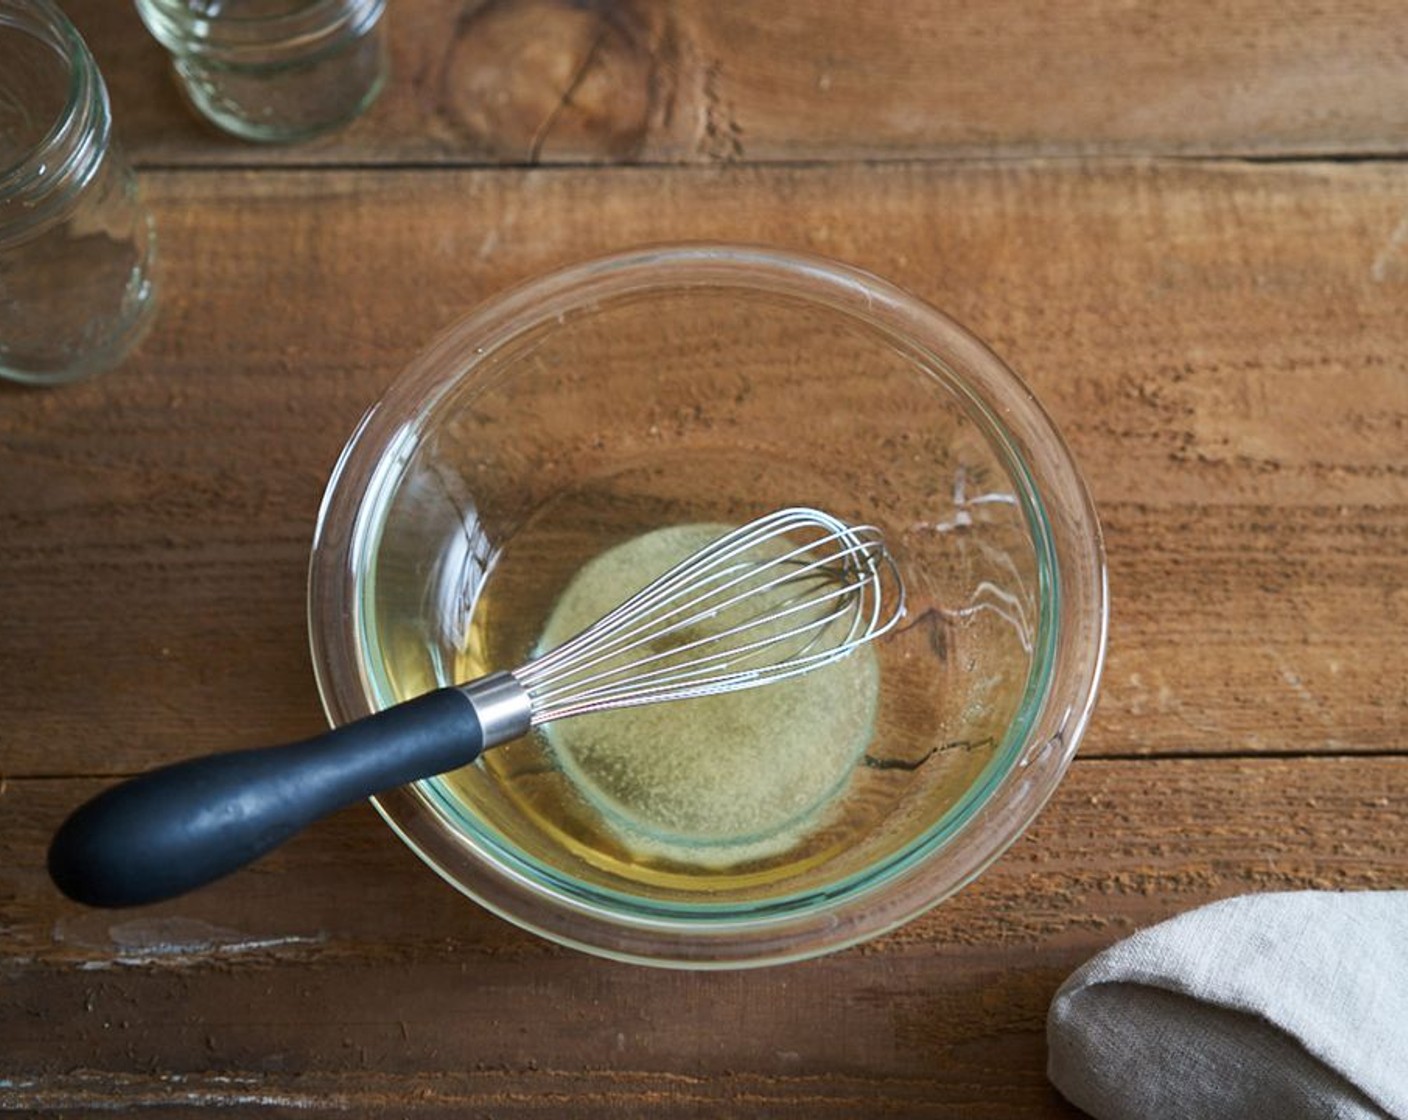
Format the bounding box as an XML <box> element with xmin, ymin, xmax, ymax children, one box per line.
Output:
<box><xmin>527</xmin><ymin>580</ymin><xmax>857</xmax><ymax>712</ymax></box>
<box><xmin>514</xmin><ymin>507</ymin><xmax>905</xmax><ymax>725</ymax></box>
<box><xmin>527</xmin><ymin>534</ymin><xmax>865</xmax><ymax>696</ymax></box>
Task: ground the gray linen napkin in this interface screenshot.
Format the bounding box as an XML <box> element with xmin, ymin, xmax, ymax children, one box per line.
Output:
<box><xmin>1048</xmin><ymin>892</ymin><xmax>1408</xmax><ymax>1120</ymax></box>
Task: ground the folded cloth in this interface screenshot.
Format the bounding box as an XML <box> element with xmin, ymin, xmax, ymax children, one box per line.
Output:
<box><xmin>1048</xmin><ymin>892</ymin><xmax>1408</xmax><ymax>1120</ymax></box>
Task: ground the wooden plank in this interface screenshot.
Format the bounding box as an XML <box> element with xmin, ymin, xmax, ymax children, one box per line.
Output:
<box><xmin>64</xmin><ymin>0</ymin><xmax>1408</xmax><ymax>167</ymax></box>
<box><xmin>2</xmin><ymin>161</ymin><xmax>1405</xmax><ymax>775</ymax></box>
<box><xmin>2</xmin><ymin>756</ymin><xmax>1404</xmax><ymax>1115</ymax></box>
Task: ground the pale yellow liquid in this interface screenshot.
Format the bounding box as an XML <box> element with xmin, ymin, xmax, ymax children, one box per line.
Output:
<box><xmin>373</xmin><ymin>450</ymin><xmax>1033</xmax><ymax>903</ymax></box>
<box><xmin>441</xmin><ymin>516</ymin><xmax>912</xmax><ymax>897</ymax></box>
<box><xmin>366</xmin><ymin>295</ymin><xmax>1043</xmax><ymax>904</ymax></box>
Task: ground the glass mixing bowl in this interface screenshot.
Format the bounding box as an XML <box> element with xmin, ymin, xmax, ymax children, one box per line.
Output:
<box><xmin>308</xmin><ymin>245</ymin><xmax>1107</xmax><ymax>968</ymax></box>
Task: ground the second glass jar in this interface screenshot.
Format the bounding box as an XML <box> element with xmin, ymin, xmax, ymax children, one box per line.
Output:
<box><xmin>135</xmin><ymin>0</ymin><xmax>388</xmax><ymax>143</ymax></box>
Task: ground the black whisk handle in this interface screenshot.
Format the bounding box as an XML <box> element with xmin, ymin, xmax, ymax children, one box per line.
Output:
<box><xmin>48</xmin><ymin>688</ymin><xmax>487</xmax><ymax>909</ymax></box>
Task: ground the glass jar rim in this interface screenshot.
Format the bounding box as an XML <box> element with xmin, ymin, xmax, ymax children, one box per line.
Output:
<box><xmin>135</xmin><ymin>0</ymin><xmax>384</xmax><ymax>64</ymax></box>
<box><xmin>308</xmin><ymin>244</ymin><xmax>1109</xmax><ymax>968</ymax></box>
<box><xmin>0</xmin><ymin>0</ymin><xmax>109</xmax><ymax>246</ymax></box>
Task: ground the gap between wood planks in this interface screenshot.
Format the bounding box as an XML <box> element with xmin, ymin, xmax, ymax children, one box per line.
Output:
<box><xmin>124</xmin><ymin>151</ymin><xmax>1408</xmax><ymax>175</ymax></box>
<box><xmin>6</xmin><ymin>750</ymin><xmax>1406</xmax><ymax>782</ymax></box>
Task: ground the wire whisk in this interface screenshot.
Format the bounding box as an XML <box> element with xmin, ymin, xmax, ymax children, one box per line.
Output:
<box><xmin>49</xmin><ymin>507</ymin><xmax>906</xmax><ymax>908</ymax></box>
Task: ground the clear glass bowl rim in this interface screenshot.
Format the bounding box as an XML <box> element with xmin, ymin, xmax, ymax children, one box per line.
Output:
<box><xmin>307</xmin><ymin>243</ymin><xmax>1108</xmax><ymax>969</ymax></box>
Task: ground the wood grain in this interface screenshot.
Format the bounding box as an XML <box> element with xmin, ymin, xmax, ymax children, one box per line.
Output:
<box><xmin>62</xmin><ymin>0</ymin><xmax>1408</xmax><ymax>167</ymax></box>
<box><xmin>3</xmin><ymin>157</ymin><xmax>1406</xmax><ymax>1117</ymax></box>
<box><xmin>2</xmin><ymin>756</ymin><xmax>1403</xmax><ymax>1115</ymax></box>
<box><xmin>4</xmin><ymin>3</ymin><xmax>1404</xmax><ymax>1114</ymax></box>
<box><xmin>2</xmin><ymin>161</ymin><xmax>1405</xmax><ymax>777</ymax></box>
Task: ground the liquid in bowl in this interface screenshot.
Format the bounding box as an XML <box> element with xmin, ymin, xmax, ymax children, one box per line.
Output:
<box><xmin>309</xmin><ymin>246</ymin><xmax>1105</xmax><ymax>966</ymax></box>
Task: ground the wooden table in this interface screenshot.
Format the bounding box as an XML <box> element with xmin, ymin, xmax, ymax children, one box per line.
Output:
<box><xmin>4</xmin><ymin>3</ymin><xmax>1406</xmax><ymax>1115</ymax></box>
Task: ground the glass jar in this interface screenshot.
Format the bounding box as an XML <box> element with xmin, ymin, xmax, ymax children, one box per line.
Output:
<box><xmin>0</xmin><ymin>0</ymin><xmax>157</xmax><ymax>386</ymax></box>
<box><xmin>135</xmin><ymin>0</ymin><xmax>388</xmax><ymax>143</ymax></box>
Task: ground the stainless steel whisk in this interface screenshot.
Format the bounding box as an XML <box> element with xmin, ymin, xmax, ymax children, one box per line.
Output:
<box><xmin>49</xmin><ymin>507</ymin><xmax>905</xmax><ymax>908</ymax></box>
